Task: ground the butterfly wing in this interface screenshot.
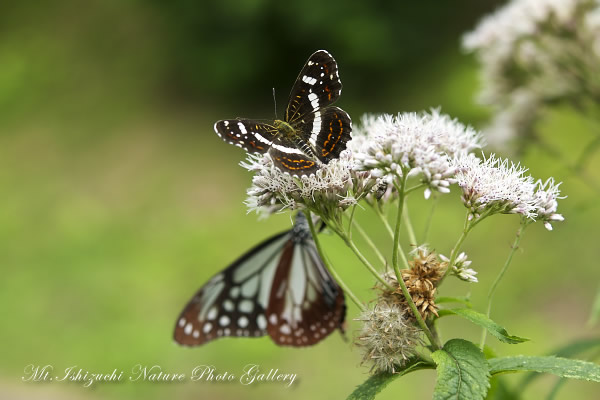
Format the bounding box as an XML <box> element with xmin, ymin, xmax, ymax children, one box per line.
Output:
<box><xmin>214</xmin><ymin>120</ymin><xmax>278</xmax><ymax>154</ymax></box>
<box><xmin>265</xmin><ymin>215</ymin><xmax>346</xmax><ymax>346</ymax></box>
<box><xmin>174</xmin><ymin>230</ymin><xmax>290</xmax><ymax>346</ymax></box>
<box><xmin>268</xmin><ymin>144</ymin><xmax>320</xmax><ymax>176</ymax></box>
<box><xmin>313</xmin><ymin>106</ymin><xmax>352</xmax><ymax>163</ymax></box>
<box><xmin>285</xmin><ymin>50</ymin><xmax>343</xmax><ymax>126</ymax></box>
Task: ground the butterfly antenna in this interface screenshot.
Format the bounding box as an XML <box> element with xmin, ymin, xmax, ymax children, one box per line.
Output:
<box><xmin>272</xmin><ymin>87</ymin><xmax>278</xmax><ymax>120</ymax></box>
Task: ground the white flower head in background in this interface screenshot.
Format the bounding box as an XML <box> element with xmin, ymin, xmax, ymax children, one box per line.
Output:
<box><xmin>463</xmin><ymin>0</ymin><xmax>600</xmax><ymax>149</ymax></box>
<box><xmin>352</xmin><ymin>109</ymin><xmax>485</xmax><ymax>199</ymax></box>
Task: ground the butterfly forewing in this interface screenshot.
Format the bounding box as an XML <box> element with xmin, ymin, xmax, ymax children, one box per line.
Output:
<box><xmin>214</xmin><ymin>120</ymin><xmax>278</xmax><ymax>154</ymax></box>
<box><xmin>285</xmin><ymin>50</ymin><xmax>343</xmax><ymax>125</ymax></box>
<box><xmin>174</xmin><ymin>231</ymin><xmax>289</xmax><ymax>346</ymax></box>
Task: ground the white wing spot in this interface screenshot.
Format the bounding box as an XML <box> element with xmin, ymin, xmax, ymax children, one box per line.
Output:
<box><xmin>257</xmin><ymin>314</ymin><xmax>267</xmax><ymax>330</ymax></box>
<box><xmin>178</xmin><ymin>318</ymin><xmax>186</xmax><ymax>327</ymax></box>
<box><xmin>207</xmin><ymin>307</ymin><xmax>218</xmax><ymax>320</ymax></box>
<box><xmin>184</xmin><ymin>323</ymin><xmax>193</xmax><ymax>335</ymax></box>
<box><xmin>203</xmin><ymin>322</ymin><xmax>213</xmax><ymax>334</ymax></box>
<box><xmin>193</xmin><ymin>330</ymin><xmax>199</xmax><ymax>338</ymax></box>
<box><xmin>280</xmin><ymin>324</ymin><xmax>291</xmax><ymax>335</ymax></box>
<box><xmin>223</xmin><ymin>299</ymin><xmax>234</xmax><ymax>312</ymax></box>
<box><xmin>219</xmin><ymin>315</ymin><xmax>230</xmax><ymax>327</ymax></box>
<box><xmin>302</xmin><ymin>75</ymin><xmax>317</xmax><ymax>85</ymax></box>
<box><xmin>224</xmin><ymin>121</ymin><xmax>229</xmax><ymax>126</ymax></box>
<box><xmin>238</xmin><ymin>316</ymin><xmax>249</xmax><ymax>328</ymax></box>
<box><xmin>237</xmin><ymin>122</ymin><xmax>247</xmax><ymax>134</ymax></box>
<box><xmin>230</xmin><ymin>287</ymin><xmax>240</xmax><ymax>298</ymax></box>
<box><xmin>224</xmin><ymin>328</ymin><xmax>231</xmax><ymax>335</ymax></box>
<box><xmin>320</xmin><ymin>327</ymin><xmax>327</xmax><ymax>334</ymax></box>
<box><xmin>330</xmin><ymin>74</ymin><xmax>334</xmax><ymax>79</ymax></box>
<box><xmin>269</xmin><ymin>314</ymin><xmax>278</xmax><ymax>324</ymax></box>
<box><xmin>238</xmin><ymin>299</ymin><xmax>254</xmax><ymax>313</ymax></box>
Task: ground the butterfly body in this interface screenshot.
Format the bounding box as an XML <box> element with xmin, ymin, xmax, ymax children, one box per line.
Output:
<box><xmin>174</xmin><ymin>212</ymin><xmax>346</xmax><ymax>347</ymax></box>
<box><xmin>214</xmin><ymin>50</ymin><xmax>352</xmax><ymax>176</ymax></box>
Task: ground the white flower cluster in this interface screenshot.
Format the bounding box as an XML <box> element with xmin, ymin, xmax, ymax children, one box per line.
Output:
<box><xmin>532</xmin><ymin>178</ymin><xmax>565</xmax><ymax>230</ymax></box>
<box><xmin>352</xmin><ymin>109</ymin><xmax>485</xmax><ymax>199</ymax></box>
<box><xmin>242</xmin><ymin>150</ymin><xmax>377</xmax><ymax>218</ymax></box>
<box><xmin>440</xmin><ymin>252</ymin><xmax>478</xmax><ymax>283</ymax></box>
<box><xmin>463</xmin><ymin>0</ymin><xmax>600</xmax><ymax>148</ymax></box>
<box><xmin>452</xmin><ymin>153</ymin><xmax>537</xmax><ymax>219</ymax></box>
<box><xmin>452</xmin><ymin>153</ymin><xmax>565</xmax><ymax>229</ymax></box>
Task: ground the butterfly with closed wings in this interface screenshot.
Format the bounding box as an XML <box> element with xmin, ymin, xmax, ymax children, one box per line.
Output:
<box><xmin>174</xmin><ymin>212</ymin><xmax>346</xmax><ymax>347</ymax></box>
<box><xmin>214</xmin><ymin>50</ymin><xmax>352</xmax><ymax>176</ymax></box>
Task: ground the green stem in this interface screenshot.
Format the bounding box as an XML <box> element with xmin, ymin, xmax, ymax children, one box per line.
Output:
<box><xmin>372</xmin><ymin>204</ymin><xmax>394</xmax><ymax>239</ymax></box>
<box><xmin>392</xmin><ymin>174</ymin><xmax>410</xmax><ymax>279</ymax></box>
<box><xmin>422</xmin><ymin>195</ymin><xmax>438</xmax><ymax>243</ymax></box>
<box><xmin>480</xmin><ymin>223</ymin><xmax>527</xmax><ymax>349</ymax></box>
<box><xmin>405</xmin><ymin>183</ymin><xmax>427</xmax><ymax>195</ymax></box>
<box><xmin>439</xmin><ymin>210</ymin><xmax>474</xmax><ymax>285</ymax></box>
<box><xmin>390</xmin><ymin>172</ymin><xmax>440</xmax><ymax>350</ymax></box>
<box><xmin>344</xmin><ymin>236</ymin><xmax>393</xmax><ymax>290</ymax></box>
<box><xmin>347</xmin><ymin>204</ymin><xmax>357</xmax><ymax>239</ymax></box>
<box><xmin>402</xmin><ymin>197</ymin><xmax>418</xmax><ymax>246</ymax></box>
<box><xmin>306</xmin><ymin>211</ymin><xmax>366</xmax><ymax>312</ymax></box>
<box><xmin>351</xmin><ymin>219</ymin><xmax>387</xmax><ymax>267</ymax></box>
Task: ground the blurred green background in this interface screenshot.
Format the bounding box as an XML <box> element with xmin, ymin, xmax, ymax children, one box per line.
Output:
<box><xmin>2</xmin><ymin>0</ymin><xmax>599</xmax><ymax>399</ymax></box>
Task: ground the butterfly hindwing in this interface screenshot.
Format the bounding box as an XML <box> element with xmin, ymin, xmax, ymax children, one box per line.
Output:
<box><xmin>174</xmin><ymin>212</ymin><xmax>346</xmax><ymax>347</ymax></box>
<box><xmin>265</xmin><ymin>236</ymin><xmax>346</xmax><ymax>346</ymax></box>
<box><xmin>314</xmin><ymin>106</ymin><xmax>353</xmax><ymax>163</ymax></box>
<box><xmin>268</xmin><ymin>145</ymin><xmax>320</xmax><ymax>176</ymax></box>
<box><xmin>214</xmin><ymin>120</ymin><xmax>277</xmax><ymax>154</ymax></box>
<box><xmin>285</xmin><ymin>50</ymin><xmax>343</xmax><ymax>125</ymax></box>
<box><xmin>174</xmin><ymin>231</ymin><xmax>289</xmax><ymax>346</ymax></box>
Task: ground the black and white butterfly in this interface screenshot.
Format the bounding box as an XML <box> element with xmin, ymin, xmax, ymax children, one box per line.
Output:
<box><xmin>174</xmin><ymin>212</ymin><xmax>346</xmax><ymax>347</ymax></box>
<box><xmin>214</xmin><ymin>50</ymin><xmax>352</xmax><ymax>176</ymax></box>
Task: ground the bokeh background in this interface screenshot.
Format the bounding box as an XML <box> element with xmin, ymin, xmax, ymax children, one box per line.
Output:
<box><xmin>2</xmin><ymin>1</ymin><xmax>599</xmax><ymax>399</ymax></box>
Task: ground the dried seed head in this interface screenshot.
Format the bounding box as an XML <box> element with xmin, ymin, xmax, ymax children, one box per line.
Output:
<box><xmin>377</xmin><ymin>247</ymin><xmax>447</xmax><ymax>320</ymax></box>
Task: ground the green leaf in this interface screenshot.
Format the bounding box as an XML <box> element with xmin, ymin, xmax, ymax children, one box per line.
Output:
<box><xmin>489</xmin><ymin>356</ymin><xmax>600</xmax><ymax>382</ymax></box>
<box><xmin>346</xmin><ymin>359</ymin><xmax>433</xmax><ymax>400</ymax></box>
<box><xmin>432</xmin><ymin>339</ymin><xmax>490</xmax><ymax>400</ymax></box>
<box><xmin>438</xmin><ymin>308</ymin><xmax>528</xmax><ymax>344</ymax></box>
<box><xmin>519</xmin><ymin>338</ymin><xmax>600</xmax><ymax>388</ymax></box>
<box><xmin>436</xmin><ymin>296</ymin><xmax>473</xmax><ymax>308</ymax></box>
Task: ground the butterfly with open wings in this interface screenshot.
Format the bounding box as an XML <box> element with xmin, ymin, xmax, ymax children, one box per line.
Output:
<box><xmin>214</xmin><ymin>50</ymin><xmax>352</xmax><ymax>176</ymax></box>
<box><xmin>174</xmin><ymin>212</ymin><xmax>346</xmax><ymax>347</ymax></box>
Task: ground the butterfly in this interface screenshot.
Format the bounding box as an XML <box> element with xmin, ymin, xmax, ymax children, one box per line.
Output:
<box><xmin>214</xmin><ymin>50</ymin><xmax>352</xmax><ymax>176</ymax></box>
<box><xmin>174</xmin><ymin>212</ymin><xmax>346</xmax><ymax>347</ymax></box>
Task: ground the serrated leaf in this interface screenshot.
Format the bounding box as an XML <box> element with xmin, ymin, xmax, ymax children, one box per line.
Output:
<box><xmin>432</xmin><ymin>339</ymin><xmax>490</xmax><ymax>400</ymax></box>
<box><xmin>346</xmin><ymin>359</ymin><xmax>433</xmax><ymax>400</ymax></box>
<box><xmin>438</xmin><ymin>308</ymin><xmax>528</xmax><ymax>344</ymax></box>
<box><xmin>489</xmin><ymin>356</ymin><xmax>600</xmax><ymax>382</ymax></box>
